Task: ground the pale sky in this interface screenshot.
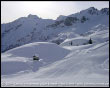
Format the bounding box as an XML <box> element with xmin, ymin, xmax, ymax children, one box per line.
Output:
<box><xmin>1</xmin><ymin>1</ymin><xmax>109</xmax><ymax>23</ymax></box>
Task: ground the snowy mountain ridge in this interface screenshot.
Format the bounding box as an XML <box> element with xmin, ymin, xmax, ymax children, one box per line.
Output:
<box><xmin>1</xmin><ymin>7</ymin><xmax>109</xmax><ymax>52</ymax></box>
<box><xmin>57</xmin><ymin>7</ymin><xmax>109</xmax><ymax>20</ymax></box>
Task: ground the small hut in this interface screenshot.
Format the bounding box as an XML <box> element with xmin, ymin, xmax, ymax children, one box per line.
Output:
<box><xmin>33</xmin><ymin>55</ymin><xmax>39</xmax><ymax>61</ymax></box>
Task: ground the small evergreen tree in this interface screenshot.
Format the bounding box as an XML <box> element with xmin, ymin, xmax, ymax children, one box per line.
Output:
<box><xmin>88</xmin><ymin>38</ymin><xmax>92</xmax><ymax>44</ymax></box>
<box><xmin>70</xmin><ymin>41</ymin><xmax>73</xmax><ymax>46</ymax></box>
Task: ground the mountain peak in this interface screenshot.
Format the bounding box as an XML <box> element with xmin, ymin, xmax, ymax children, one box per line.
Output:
<box><xmin>87</xmin><ymin>7</ymin><xmax>97</xmax><ymax>10</ymax></box>
<box><xmin>56</xmin><ymin>15</ymin><xmax>67</xmax><ymax>21</ymax></box>
<box><xmin>86</xmin><ymin>7</ymin><xmax>99</xmax><ymax>15</ymax></box>
<box><xmin>100</xmin><ymin>8</ymin><xmax>109</xmax><ymax>15</ymax></box>
<box><xmin>27</xmin><ymin>14</ymin><xmax>39</xmax><ymax>19</ymax></box>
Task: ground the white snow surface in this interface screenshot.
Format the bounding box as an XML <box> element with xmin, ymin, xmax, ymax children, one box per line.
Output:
<box><xmin>1</xmin><ymin>40</ymin><xmax>109</xmax><ymax>87</ymax></box>
<box><xmin>1</xmin><ymin>42</ymin><xmax>70</xmax><ymax>75</ymax></box>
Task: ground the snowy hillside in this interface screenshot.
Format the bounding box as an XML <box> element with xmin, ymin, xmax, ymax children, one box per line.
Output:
<box><xmin>1</xmin><ymin>27</ymin><xmax>109</xmax><ymax>87</ymax></box>
<box><xmin>1</xmin><ymin>41</ymin><xmax>109</xmax><ymax>87</ymax></box>
<box><xmin>61</xmin><ymin>25</ymin><xmax>109</xmax><ymax>46</ymax></box>
<box><xmin>1</xmin><ymin>7</ymin><xmax>109</xmax><ymax>52</ymax></box>
<box><xmin>1</xmin><ymin>42</ymin><xmax>70</xmax><ymax>75</ymax></box>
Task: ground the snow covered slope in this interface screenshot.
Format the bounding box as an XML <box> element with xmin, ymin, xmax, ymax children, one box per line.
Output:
<box><xmin>1</xmin><ymin>42</ymin><xmax>70</xmax><ymax>75</ymax></box>
<box><xmin>1</xmin><ymin>14</ymin><xmax>55</xmax><ymax>52</ymax></box>
<box><xmin>1</xmin><ymin>41</ymin><xmax>109</xmax><ymax>87</ymax></box>
<box><xmin>1</xmin><ymin>7</ymin><xmax>109</xmax><ymax>52</ymax></box>
<box><xmin>1</xmin><ymin>27</ymin><xmax>109</xmax><ymax>86</ymax></box>
<box><xmin>60</xmin><ymin>25</ymin><xmax>109</xmax><ymax>46</ymax></box>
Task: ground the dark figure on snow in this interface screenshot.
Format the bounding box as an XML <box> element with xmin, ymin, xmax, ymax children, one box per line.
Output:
<box><xmin>33</xmin><ymin>55</ymin><xmax>39</xmax><ymax>61</ymax></box>
<box><xmin>70</xmin><ymin>41</ymin><xmax>73</xmax><ymax>46</ymax></box>
<box><xmin>88</xmin><ymin>38</ymin><xmax>92</xmax><ymax>44</ymax></box>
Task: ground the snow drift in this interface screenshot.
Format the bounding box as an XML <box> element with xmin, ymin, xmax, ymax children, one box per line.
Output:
<box><xmin>1</xmin><ymin>42</ymin><xmax>70</xmax><ymax>75</ymax></box>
